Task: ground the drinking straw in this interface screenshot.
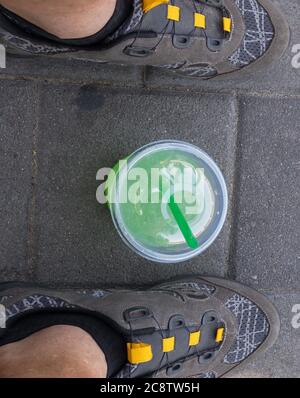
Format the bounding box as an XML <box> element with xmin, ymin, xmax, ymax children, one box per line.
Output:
<box><xmin>168</xmin><ymin>194</ymin><xmax>199</xmax><ymax>249</ymax></box>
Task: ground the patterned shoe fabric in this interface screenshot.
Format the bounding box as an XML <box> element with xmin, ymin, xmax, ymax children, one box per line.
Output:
<box><xmin>229</xmin><ymin>0</ymin><xmax>275</xmax><ymax>68</ymax></box>
<box><xmin>224</xmin><ymin>293</ymin><xmax>270</xmax><ymax>364</ymax></box>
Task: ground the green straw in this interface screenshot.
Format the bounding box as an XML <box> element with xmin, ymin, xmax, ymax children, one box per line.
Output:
<box><xmin>168</xmin><ymin>194</ymin><xmax>199</xmax><ymax>249</ymax></box>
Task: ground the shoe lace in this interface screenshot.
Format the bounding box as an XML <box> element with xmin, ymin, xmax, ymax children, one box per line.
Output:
<box><xmin>127</xmin><ymin>310</ymin><xmax>223</xmax><ymax>378</ymax></box>
<box><xmin>126</xmin><ymin>0</ymin><xmax>229</xmax><ymax>55</ymax></box>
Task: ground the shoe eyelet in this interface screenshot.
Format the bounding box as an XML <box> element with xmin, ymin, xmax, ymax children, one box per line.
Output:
<box><xmin>123</xmin><ymin>307</ymin><xmax>152</xmax><ymax>322</ymax></box>
<box><xmin>204</xmin><ymin>352</ymin><xmax>213</xmax><ymax>360</ymax></box>
<box><xmin>207</xmin><ymin>316</ymin><xmax>216</xmax><ymax>323</ymax></box>
<box><xmin>167</xmin><ymin>362</ymin><xmax>183</xmax><ymax>376</ymax></box>
<box><xmin>207</xmin><ymin>38</ymin><xmax>224</xmax><ymax>52</ymax></box>
<box><xmin>169</xmin><ymin>315</ymin><xmax>186</xmax><ymax>330</ymax></box>
<box><xmin>173</xmin><ymin>35</ymin><xmax>192</xmax><ymax>49</ymax></box>
<box><xmin>198</xmin><ymin>351</ymin><xmax>217</xmax><ymax>364</ymax></box>
<box><xmin>123</xmin><ymin>45</ymin><xmax>154</xmax><ymax>58</ymax></box>
<box><xmin>202</xmin><ymin>311</ymin><xmax>219</xmax><ymax>325</ymax></box>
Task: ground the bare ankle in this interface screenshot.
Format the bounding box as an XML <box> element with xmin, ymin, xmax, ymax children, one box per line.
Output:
<box><xmin>0</xmin><ymin>0</ymin><xmax>117</xmax><ymax>39</ymax></box>
<box><xmin>0</xmin><ymin>325</ymin><xmax>108</xmax><ymax>378</ymax></box>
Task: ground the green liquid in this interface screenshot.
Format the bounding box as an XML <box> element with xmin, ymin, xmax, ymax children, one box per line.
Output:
<box><xmin>116</xmin><ymin>149</ymin><xmax>216</xmax><ymax>250</ymax></box>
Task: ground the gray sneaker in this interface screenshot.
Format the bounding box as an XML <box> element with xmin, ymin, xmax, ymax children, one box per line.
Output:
<box><xmin>0</xmin><ymin>276</ymin><xmax>279</xmax><ymax>378</ymax></box>
<box><xmin>0</xmin><ymin>0</ymin><xmax>290</xmax><ymax>79</ymax></box>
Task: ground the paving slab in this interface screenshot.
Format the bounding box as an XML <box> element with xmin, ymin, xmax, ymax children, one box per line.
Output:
<box><xmin>0</xmin><ymin>56</ymin><xmax>144</xmax><ymax>88</ymax></box>
<box><xmin>0</xmin><ymin>80</ymin><xmax>36</xmax><ymax>280</ymax></box>
<box><xmin>232</xmin><ymin>95</ymin><xmax>300</xmax><ymax>292</ymax></box>
<box><xmin>33</xmin><ymin>84</ymin><xmax>238</xmax><ymax>286</ymax></box>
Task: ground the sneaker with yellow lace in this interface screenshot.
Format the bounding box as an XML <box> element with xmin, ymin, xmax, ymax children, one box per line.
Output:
<box><xmin>0</xmin><ymin>0</ymin><xmax>290</xmax><ymax>79</ymax></box>
<box><xmin>0</xmin><ymin>277</ymin><xmax>279</xmax><ymax>378</ymax></box>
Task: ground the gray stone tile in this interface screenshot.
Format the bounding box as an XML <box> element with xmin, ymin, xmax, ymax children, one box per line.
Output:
<box><xmin>145</xmin><ymin>0</ymin><xmax>300</xmax><ymax>95</ymax></box>
<box><xmin>0</xmin><ymin>80</ymin><xmax>36</xmax><ymax>280</ymax></box>
<box><xmin>34</xmin><ymin>84</ymin><xmax>238</xmax><ymax>286</ymax></box>
<box><xmin>229</xmin><ymin>293</ymin><xmax>300</xmax><ymax>378</ymax></box>
<box><xmin>1</xmin><ymin>56</ymin><xmax>144</xmax><ymax>87</ymax></box>
<box><xmin>233</xmin><ymin>96</ymin><xmax>300</xmax><ymax>291</ymax></box>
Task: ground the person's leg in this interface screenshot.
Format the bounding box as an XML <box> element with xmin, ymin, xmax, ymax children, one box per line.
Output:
<box><xmin>0</xmin><ymin>0</ymin><xmax>117</xmax><ymax>39</ymax></box>
<box><xmin>0</xmin><ymin>326</ymin><xmax>108</xmax><ymax>378</ymax></box>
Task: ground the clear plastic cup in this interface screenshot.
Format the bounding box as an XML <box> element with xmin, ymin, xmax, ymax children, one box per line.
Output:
<box><xmin>107</xmin><ymin>140</ymin><xmax>228</xmax><ymax>263</ymax></box>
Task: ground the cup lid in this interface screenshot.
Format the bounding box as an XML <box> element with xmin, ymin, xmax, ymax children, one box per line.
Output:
<box><xmin>109</xmin><ymin>140</ymin><xmax>228</xmax><ymax>263</ymax></box>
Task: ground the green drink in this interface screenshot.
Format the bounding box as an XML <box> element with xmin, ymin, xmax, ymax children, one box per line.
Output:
<box><xmin>107</xmin><ymin>141</ymin><xmax>227</xmax><ymax>263</ymax></box>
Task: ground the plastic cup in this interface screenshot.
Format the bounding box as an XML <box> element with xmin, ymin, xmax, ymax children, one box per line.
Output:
<box><xmin>106</xmin><ymin>140</ymin><xmax>228</xmax><ymax>263</ymax></box>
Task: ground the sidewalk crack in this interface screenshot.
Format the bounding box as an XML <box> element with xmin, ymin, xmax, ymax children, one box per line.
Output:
<box><xmin>26</xmin><ymin>82</ymin><xmax>40</xmax><ymax>280</ymax></box>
